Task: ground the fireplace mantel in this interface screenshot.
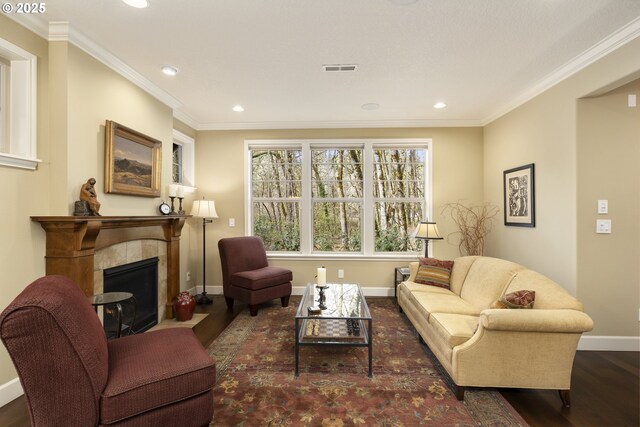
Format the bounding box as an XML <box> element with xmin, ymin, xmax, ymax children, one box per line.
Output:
<box><xmin>31</xmin><ymin>216</ymin><xmax>188</xmax><ymax>318</ymax></box>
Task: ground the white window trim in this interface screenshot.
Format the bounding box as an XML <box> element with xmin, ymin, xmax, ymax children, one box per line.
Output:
<box><xmin>0</xmin><ymin>38</ymin><xmax>39</xmax><ymax>170</ymax></box>
<box><xmin>245</xmin><ymin>138</ymin><xmax>433</xmax><ymax>259</ymax></box>
<box><xmin>172</xmin><ymin>129</ymin><xmax>195</xmax><ymax>192</ymax></box>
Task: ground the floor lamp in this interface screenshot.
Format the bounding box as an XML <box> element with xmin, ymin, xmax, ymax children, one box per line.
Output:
<box><xmin>413</xmin><ymin>220</ymin><xmax>443</xmax><ymax>258</ymax></box>
<box><xmin>190</xmin><ymin>199</ymin><xmax>219</xmax><ymax>305</ymax></box>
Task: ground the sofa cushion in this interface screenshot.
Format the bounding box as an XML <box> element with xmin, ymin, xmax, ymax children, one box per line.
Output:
<box><xmin>506</xmin><ymin>270</ymin><xmax>583</xmax><ymax>310</ymax></box>
<box><xmin>429</xmin><ymin>313</ymin><xmax>479</xmax><ymax>348</ymax></box>
<box><xmin>102</xmin><ymin>328</ymin><xmax>215</xmax><ymax>424</ymax></box>
<box><xmin>401</xmin><ymin>281</ymin><xmax>457</xmax><ymax>295</ymax></box>
<box><xmin>415</xmin><ymin>258</ymin><xmax>454</xmax><ymax>289</ymax></box>
<box><xmin>459</xmin><ymin>257</ymin><xmax>524</xmax><ymax>310</ymax></box>
<box><xmin>411</xmin><ymin>291</ymin><xmax>481</xmax><ymax>320</ymax></box>
<box><xmin>230</xmin><ymin>266</ymin><xmax>293</xmax><ymax>291</ymax></box>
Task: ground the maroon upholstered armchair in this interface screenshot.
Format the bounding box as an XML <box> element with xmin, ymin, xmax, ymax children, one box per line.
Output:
<box><xmin>0</xmin><ymin>275</ymin><xmax>215</xmax><ymax>427</ymax></box>
<box><xmin>218</xmin><ymin>236</ymin><xmax>292</xmax><ymax>316</ymax></box>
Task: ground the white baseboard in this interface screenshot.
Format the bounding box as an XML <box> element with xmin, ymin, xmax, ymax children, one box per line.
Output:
<box><xmin>578</xmin><ymin>335</ymin><xmax>640</xmax><ymax>351</ymax></box>
<box><xmin>0</xmin><ymin>377</ymin><xmax>23</xmax><ymax>407</ymax></box>
<box><xmin>189</xmin><ymin>285</ymin><xmax>394</xmax><ymax>297</ymax></box>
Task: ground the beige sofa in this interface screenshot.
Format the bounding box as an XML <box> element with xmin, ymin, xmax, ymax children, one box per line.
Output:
<box><xmin>397</xmin><ymin>256</ymin><xmax>593</xmax><ymax>406</ymax></box>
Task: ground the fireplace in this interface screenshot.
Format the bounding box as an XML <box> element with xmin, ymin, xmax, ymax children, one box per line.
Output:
<box><xmin>30</xmin><ymin>216</ymin><xmax>187</xmax><ymax>319</ymax></box>
<box><xmin>104</xmin><ymin>257</ymin><xmax>159</xmax><ymax>335</ymax></box>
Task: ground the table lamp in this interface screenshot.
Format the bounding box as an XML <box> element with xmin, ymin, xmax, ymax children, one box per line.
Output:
<box><xmin>413</xmin><ymin>220</ymin><xmax>443</xmax><ymax>258</ymax></box>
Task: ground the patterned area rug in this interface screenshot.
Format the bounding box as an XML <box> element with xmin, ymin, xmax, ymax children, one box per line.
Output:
<box><xmin>208</xmin><ymin>297</ymin><xmax>528</xmax><ymax>426</ymax></box>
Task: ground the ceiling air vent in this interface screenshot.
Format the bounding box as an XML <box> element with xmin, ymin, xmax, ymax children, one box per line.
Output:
<box><xmin>323</xmin><ymin>64</ymin><xmax>358</xmax><ymax>72</ymax></box>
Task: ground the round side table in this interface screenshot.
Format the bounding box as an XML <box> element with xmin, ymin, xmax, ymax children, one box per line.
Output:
<box><xmin>89</xmin><ymin>292</ymin><xmax>136</xmax><ymax>339</ymax></box>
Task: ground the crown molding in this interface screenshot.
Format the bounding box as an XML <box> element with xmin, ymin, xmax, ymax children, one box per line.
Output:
<box><xmin>172</xmin><ymin>109</ymin><xmax>199</xmax><ymax>130</ymax></box>
<box><xmin>7</xmin><ymin>13</ymin><xmax>640</xmax><ymax>131</ymax></box>
<box><xmin>6</xmin><ymin>16</ymin><xmax>182</xmax><ymax>110</ymax></box>
<box><xmin>57</xmin><ymin>23</ymin><xmax>183</xmax><ymax>110</ymax></box>
<box><xmin>196</xmin><ymin>118</ymin><xmax>481</xmax><ymax>131</ymax></box>
<box><xmin>482</xmin><ymin>16</ymin><xmax>640</xmax><ymax>126</ymax></box>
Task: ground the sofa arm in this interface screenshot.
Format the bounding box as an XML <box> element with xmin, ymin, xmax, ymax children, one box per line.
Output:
<box><xmin>480</xmin><ymin>309</ymin><xmax>594</xmax><ymax>333</ymax></box>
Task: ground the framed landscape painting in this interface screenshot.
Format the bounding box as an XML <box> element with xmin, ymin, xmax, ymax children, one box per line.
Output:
<box><xmin>104</xmin><ymin>120</ymin><xmax>161</xmax><ymax>197</ymax></box>
<box><xmin>503</xmin><ymin>163</ymin><xmax>535</xmax><ymax>227</ymax></box>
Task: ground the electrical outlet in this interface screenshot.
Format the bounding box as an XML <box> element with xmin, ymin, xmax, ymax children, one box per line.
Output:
<box><xmin>186</xmin><ymin>271</ymin><xmax>191</xmax><ymax>282</ymax></box>
<box><xmin>338</xmin><ymin>269</ymin><xmax>344</xmax><ymax>279</ymax></box>
<box><xmin>229</xmin><ymin>218</ymin><xmax>236</xmax><ymax>227</ymax></box>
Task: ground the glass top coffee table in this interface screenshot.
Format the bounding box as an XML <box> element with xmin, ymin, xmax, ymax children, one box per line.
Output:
<box><xmin>295</xmin><ymin>283</ymin><xmax>372</xmax><ymax>377</ymax></box>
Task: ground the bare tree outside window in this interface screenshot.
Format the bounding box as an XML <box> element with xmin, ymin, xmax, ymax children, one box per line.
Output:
<box><xmin>249</xmin><ymin>142</ymin><xmax>429</xmax><ymax>254</ymax></box>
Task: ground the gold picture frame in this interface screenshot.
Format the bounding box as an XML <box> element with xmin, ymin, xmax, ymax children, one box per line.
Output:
<box><xmin>104</xmin><ymin>120</ymin><xmax>161</xmax><ymax>197</ymax></box>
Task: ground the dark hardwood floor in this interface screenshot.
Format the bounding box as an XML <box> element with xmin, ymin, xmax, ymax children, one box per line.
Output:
<box><xmin>0</xmin><ymin>296</ymin><xmax>638</xmax><ymax>427</ymax></box>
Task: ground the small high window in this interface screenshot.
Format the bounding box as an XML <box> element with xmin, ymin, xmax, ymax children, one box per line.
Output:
<box><xmin>172</xmin><ymin>130</ymin><xmax>195</xmax><ymax>188</ymax></box>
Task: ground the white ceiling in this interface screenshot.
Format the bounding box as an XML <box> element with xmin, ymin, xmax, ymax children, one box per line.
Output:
<box><xmin>11</xmin><ymin>0</ymin><xmax>640</xmax><ymax>129</ymax></box>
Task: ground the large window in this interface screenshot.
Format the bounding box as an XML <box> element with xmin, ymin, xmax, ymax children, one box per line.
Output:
<box><xmin>0</xmin><ymin>38</ymin><xmax>38</xmax><ymax>170</ymax></box>
<box><xmin>251</xmin><ymin>147</ymin><xmax>302</xmax><ymax>251</ymax></box>
<box><xmin>248</xmin><ymin>139</ymin><xmax>431</xmax><ymax>256</ymax></box>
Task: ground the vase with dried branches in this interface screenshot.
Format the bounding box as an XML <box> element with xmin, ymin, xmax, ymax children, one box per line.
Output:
<box><xmin>441</xmin><ymin>201</ymin><xmax>499</xmax><ymax>256</ymax></box>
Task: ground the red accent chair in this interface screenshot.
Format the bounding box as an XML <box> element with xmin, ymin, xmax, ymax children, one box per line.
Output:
<box><xmin>218</xmin><ymin>236</ymin><xmax>292</xmax><ymax>316</ymax></box>
<box><xmin>0</xmin><ymin>275</ymin><xmax>215</xmax><ymax>427</ymax></box>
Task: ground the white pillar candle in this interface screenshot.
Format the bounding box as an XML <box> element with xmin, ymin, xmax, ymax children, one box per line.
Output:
<box><xmin>177</xmin><ymin>186</ymin><xmax>184</xmax><ymax>198</ymax></box>
<box><xmin>168</xmin><ymin>185</ymin><xmax>177</xmax><ymax>197</ymax></box>
<box><xmin>317</xmin><ymin>267</ymin><xmax>326</xmax><ymax>286</ymax></box>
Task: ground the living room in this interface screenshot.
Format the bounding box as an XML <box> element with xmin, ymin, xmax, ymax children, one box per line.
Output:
<box><xmin>0</xmin><ymin>1</ymin><xmax>639</xmax><ymax>426</ymax></box>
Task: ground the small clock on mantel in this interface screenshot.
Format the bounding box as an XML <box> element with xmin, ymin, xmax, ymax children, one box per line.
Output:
<box><xmin>158</xmin><ymin>201</ymin><xmax>171</xmax><ymax>215</ymax></box>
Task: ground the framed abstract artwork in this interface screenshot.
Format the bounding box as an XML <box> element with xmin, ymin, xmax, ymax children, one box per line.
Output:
<box><xmin>503</xmin><ymin>163</ymin><xmax>535</xmax><ymax>227</ymax></box>
<box><xmin>104</xmin><ymin>120</ymin><xmax>161</xmax><ymax>197</ymax></box>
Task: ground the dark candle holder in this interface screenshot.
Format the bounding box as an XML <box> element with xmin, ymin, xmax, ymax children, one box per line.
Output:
<box><xmin>169</xmin><ymin>196</ymin><xmax>177</xmax><ymax>215</ymax></box>
<box><xmin>177</xmin><ymin>197</ymin><xmax>185</xmax><ymax>215</ymax></box>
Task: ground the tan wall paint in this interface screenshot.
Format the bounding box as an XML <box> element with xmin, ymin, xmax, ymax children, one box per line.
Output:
<box><xmin>193</xmin><ymin>127</ymin><xmax>483</xmax><ymax>290</ymax></box>
<box><xmin>173</xmin><ymin>118</ymin><xmax>197</xmax><ymax>139</ymax></box>
<box><xmin>0</xmin><ymin>15</ymin><xmax>49</xmax><ymax>385</ymax></box>
<box><xmin>0</xmin><ymin>27</ymin><xmax>194</xmax><ymax>385</ymax></box>
<box><xmin>484</xmin><ymin>38</ymin><xmax>640</xmax><ymax>338</ymax></box>
<box><xmin>67</xmin><ymin>44</ymin><xmax>174</xmax><ymax>214</ymax></box>
<box><xmin>48</xmin><ymin>41</ymin><xmax>69</xmax><ymax>214</ymax></box>
<box><xmin>576</xmin><ymin>79</ymin><xmax>640</xmax><ymax>336</ymax></box>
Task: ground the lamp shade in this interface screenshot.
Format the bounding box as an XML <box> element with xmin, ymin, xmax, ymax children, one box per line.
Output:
<box><xmin>413</xmin><ymin>221</ymin><xmax>443</xmax><ymax>240</ymax></box>
<box><xmin>190</xmin><ymin>200</ymin><xmax>219</xmax><ymax>219</ymax></box>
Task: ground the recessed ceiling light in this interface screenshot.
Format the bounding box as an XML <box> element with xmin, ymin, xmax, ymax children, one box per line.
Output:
<box><xmin>361</xmin><ymin>103</ymin><xmax>380</xmax><ymax>110</ymax></box>
<box><xmin>232</xmin><ymin>105</ymin><xmax>245</xmax><ymax>112</ymax></box>
<box><xmin>433</xmin><ymin>102</ymin><xmax>447</xmax><ymax>109</ymax></box>
<box><xmin>161</xmin><ymin>66</ymin><xmax>178</xmax><ymax>76</ymax></box>
<box><xmin>122</xmin><ymin>0</ymin><xmax>149</xmax><ymax>8</ymax></box>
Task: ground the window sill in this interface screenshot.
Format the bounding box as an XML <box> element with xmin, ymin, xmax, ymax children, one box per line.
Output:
<box><xmin>0</xmin><ymin>153</ymin><xmax>41</xmax><ymax>170</ymax></box>
<box><xmin>267</xmin><ymin>253</ymin><xmax>420</xmax><ymax>262</ymax></box>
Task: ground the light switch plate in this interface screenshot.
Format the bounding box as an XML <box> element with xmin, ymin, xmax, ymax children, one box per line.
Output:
<box><xmin>229</xmin><ymin>218</ymin><xmax>236</xmax><ymax>227</ymax></box>
<box><xmin>597</xmin><ymin>200</ymin><xmax>608</xmax><ymax>214</ymax></box>
<box><xmin>596</xmin><ymin>219</ymin><xmax>612</xmax><ymax>234</ymax></box>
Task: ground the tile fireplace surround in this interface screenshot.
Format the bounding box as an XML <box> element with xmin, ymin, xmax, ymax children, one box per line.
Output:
<box><xmin>31</xmin><ymin>216</ymin><xmax>187</xmax><ymax>319</ymax></box>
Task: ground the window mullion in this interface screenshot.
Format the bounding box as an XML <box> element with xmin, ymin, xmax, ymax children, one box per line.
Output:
<box><xmin>300</xmin><ymin>142</ymin><xmax>311</xmax><ymax>255</ymax></box>
<box><xmin>363</xmin><ymin>143</ymin><xmax>374</xmax><ymax>256</ymax></box>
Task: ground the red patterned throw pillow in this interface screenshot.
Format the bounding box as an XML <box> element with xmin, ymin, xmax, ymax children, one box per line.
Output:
<box><xmin>491</xmin><ymin>290</ymin><xmax>536</xmax><ymax>309</ymax></box>
<box><xmin>414</xmin><ymin>258</ymin><xmax>454</xmax><ymax>289</ymax></box>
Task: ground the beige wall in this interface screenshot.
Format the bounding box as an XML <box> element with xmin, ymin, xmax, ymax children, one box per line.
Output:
<box><xmin>576</xmin><ymin>79</ymin><xmax>640</xmax><ymax>337</ymax></box>
<box><xmin>0</xmin><ymin>23</ymin><xmax>195</xmax><ymax>386</ymax></box>
<box><xmin>484</xmin><ymin>37</ymin><xmax>640</xmax><ymax>338</ymax></box>
<box><xmin>193</xmin><ymin>127</ymin><xmax>483</xmax><ymax>290</ymax></box>
<box><xmin>0</xmin><ymin>14</ymin><xmax>50</xmax><ymax>387</ymax></box>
